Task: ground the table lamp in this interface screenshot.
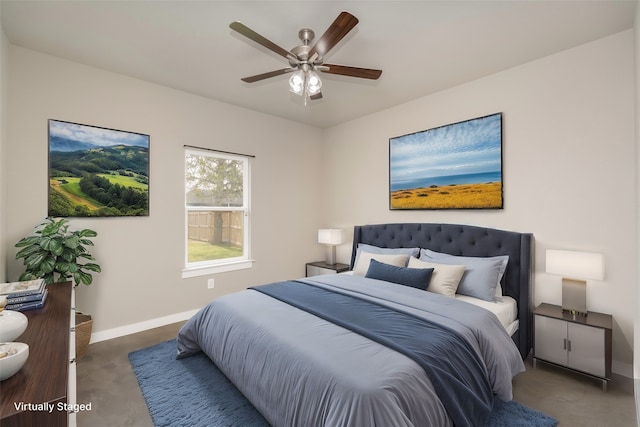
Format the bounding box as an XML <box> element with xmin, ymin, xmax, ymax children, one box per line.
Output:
<box><xmin>318</xmin><ymin>229</ymin><xmax>344</xmax><ymax>265</ymax></box>
<box><xmin>545</xmin><ymin>249</ymin><xmax>604</xmax><ymax>317</ymax></box>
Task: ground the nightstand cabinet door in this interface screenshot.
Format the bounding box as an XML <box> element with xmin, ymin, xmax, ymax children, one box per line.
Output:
<box><xmin>534</xmin><ymin>315</ymin><xmax>606</xmax><ymax>378</ymax></box>
<box><xmin>534</xmin><ymin>315</ymin><xmax>568</xmax><ymax>366</ymax></box>
<box><xmin>568</xmin><ymin>322</ymin><xmax>605</xmax><ymax>378</ymax></box>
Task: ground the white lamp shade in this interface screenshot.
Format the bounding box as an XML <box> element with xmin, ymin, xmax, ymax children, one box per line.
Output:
<box><xmin>546</xmin><ymin>249</ymin><xmax>604</xmax><ymax>281</ymax></box>
<box><xmin>318</xmin><ymin>229</ymin><xmax>344</xmax><ymax>245</ymax></box>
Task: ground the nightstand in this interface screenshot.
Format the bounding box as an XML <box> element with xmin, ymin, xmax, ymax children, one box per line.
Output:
<box><xmin>533</xmin><ymin>303</ymin><xmax>612</xmax><ymax>390</ymax></box>
<box><xmin>306</xmin><ymin>261</ymin><xmax>349</xmax><ymax>277</ymax></box>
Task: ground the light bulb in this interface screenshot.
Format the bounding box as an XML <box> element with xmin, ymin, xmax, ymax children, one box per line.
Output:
<box><xmin>307</xmin><ymin>71</ymin><xmax>322</xmax><ymax>95</ymax></box>
<box><xmin>289</xmin><ymin>71</ymin><xmax>305</xmax><ymax>95</ymax></box>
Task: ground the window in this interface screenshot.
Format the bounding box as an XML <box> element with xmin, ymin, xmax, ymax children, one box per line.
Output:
<box><xmin>183</xmin><ymin>147</ymin><xmax>252</xmax><ymax>277</ymax></box>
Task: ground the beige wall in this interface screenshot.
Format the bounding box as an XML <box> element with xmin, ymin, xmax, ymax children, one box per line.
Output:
<box><xmin>323</xmin><ymin>30</ymin><xmax>636</xmax><ymax>377</ymax></box>
<box><xmin>3</xmin><ymin>46</ymin><xmax>324</xmax><ymax>337</ymax></box>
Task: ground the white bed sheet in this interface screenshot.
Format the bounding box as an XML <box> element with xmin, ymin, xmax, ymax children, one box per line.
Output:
<box><xmin>339</xmin><ymin>270</ymin><xmax>519</xmax><ymax>336</ymax></box>
<box><xmin>339</xmin><ymin>271</ymin><xmax>520</xmax><ymax>336</ymax></box>
<box><xmin>455</xmin><ymin>294</ymin><xmax>518</xmax><ymax>335</ymax></box>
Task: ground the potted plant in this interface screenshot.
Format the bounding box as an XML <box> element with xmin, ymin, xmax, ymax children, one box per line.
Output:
<box><xmin>14</xmin><ymin>217</ymin><xmax>101</xmax><ymax>358</ymax></box>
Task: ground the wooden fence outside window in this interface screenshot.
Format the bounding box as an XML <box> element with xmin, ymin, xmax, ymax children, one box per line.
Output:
<box><xmin>187</xmin><ymin>210</ymin><xmax>243</xmax><ymax>247</ymax></box>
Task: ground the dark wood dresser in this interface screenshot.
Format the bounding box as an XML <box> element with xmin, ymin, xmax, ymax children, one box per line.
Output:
<box><xmin>0</xmin><ymin>281</ymin><xmax>75</xmax><ymax>426</ymax></box>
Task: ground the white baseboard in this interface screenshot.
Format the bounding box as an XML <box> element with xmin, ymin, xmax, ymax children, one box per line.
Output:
<box><xmin>89</xmin><ymin>309</ymin><xmax>199</xmax><ymax>344</ymax></box>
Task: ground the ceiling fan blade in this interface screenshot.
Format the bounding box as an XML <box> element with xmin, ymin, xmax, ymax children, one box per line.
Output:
<box><xmin>241</xmin><ymin>68</ymin><xmax>295</xmax><ymax>83</ymax></box>
<box><xmin>310</xmin><ymin>92</ymin><xmax>323</xmax><ymax>100</ymax></box>
<box><xmin>320</xmin><ymin>64</ymin><xmax>382</xmax><ymax>80</ymax></box>
<box><xmin>230</xmin><ymin>21</ymin><xmax>294</xmax><ymax>60</ymax></box>
<box><xmin>308</xmin><ymin>11</ymin><xmax>359</xmax><ymax>59</ymax></box>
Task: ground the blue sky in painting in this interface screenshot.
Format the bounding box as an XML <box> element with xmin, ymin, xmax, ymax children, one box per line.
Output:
<box><xmin>50</xmin><ymin>120</ymin><xmax>149</xmax><ymax>148</ymax></box>
<box><xmin>390</xmin><ymin>113</ymin><xmax>501</xmax><ymax>182</ymax></box>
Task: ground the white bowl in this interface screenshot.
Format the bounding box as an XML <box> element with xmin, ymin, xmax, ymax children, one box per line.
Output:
<box><xmin>0</xmin><ymin>310</ymin><xmax>28</xmax><ymax>342</ymax></box>
<box><xmin>0</xmin><ymin>342</ymin><xmax>29</xmax><ymax>381</ymax></box>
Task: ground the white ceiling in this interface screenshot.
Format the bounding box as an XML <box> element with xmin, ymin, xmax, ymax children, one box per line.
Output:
<box><xmin>1</xmin><ymin>1</ymin><xmax>636</xmax><ymax>128</ymax></box>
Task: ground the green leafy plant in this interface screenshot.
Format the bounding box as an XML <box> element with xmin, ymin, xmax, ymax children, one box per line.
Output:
<box><xmin>15</xmin><ymin>217</ymin><xmax>101</xmax><ymax>286</ymax></box>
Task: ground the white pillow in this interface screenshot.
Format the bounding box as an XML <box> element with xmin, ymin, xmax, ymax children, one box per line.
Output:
<box><xmin>357</xmin><ymin>244</ymin><xmax>420</xmax><ymax>258</ymax></box>
<box><xmin>352</xmin><ymin>253</ymin><xmax>409</xmax><ymax>276</ymax></box>
<box><xmin>407</xmin><ymin>258</ymin><xmax>465</xmax><ymax>298</ymax></box>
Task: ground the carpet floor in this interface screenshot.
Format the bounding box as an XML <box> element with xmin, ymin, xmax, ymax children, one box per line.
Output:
<box><xmin>129</xmin><ymin>339</ymin><xmax>557</xmax><ymax>427</ymax></box>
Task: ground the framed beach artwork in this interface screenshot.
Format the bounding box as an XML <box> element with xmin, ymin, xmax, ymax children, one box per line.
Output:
<box><xmin>48</xmin><ymin>119</ymin><xmax>150</xmax><ymax>217</ymax></box>
<box><xmin>389</xmin><ymin>113</ymin><xmax>503</xmax><ymax>210</ymax></box>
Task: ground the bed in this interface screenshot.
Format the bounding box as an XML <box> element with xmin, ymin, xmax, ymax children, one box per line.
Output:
<box><xmin>177</xmin><ymin>223</ymin><xmax>534</xmax><ymax>427</ymax></box>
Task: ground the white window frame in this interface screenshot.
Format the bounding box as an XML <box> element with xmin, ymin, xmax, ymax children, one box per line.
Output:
<box><xmin>182</xmin><ymin>147</ymin><xmax>253</xmax><ymax>278</ymax></box>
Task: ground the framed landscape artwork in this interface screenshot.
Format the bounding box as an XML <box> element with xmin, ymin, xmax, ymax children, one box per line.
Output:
<box><xmin>389</xmin><ymin>113</ymin><xmax>503</xmax><ymax>210</ymax></box>
<box><xmin>48</xmin><ymin>119</ymin><xmax>150</xmax><ymax>217</ymax></box>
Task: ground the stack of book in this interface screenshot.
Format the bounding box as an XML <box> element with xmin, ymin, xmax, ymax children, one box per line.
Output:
<box><xmin>0</xmin><ymin>279</ymin><xmax>48</xmax><ymax>312</ymax></box>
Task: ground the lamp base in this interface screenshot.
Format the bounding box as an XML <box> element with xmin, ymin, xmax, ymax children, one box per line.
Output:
<box><xmin>562</xmin><ymin>278</ymin><xmax>588</xmax><ymax>317</ymax></box>
<box><xmin>325</xmin><ymin>246</ymin><xmax>337</xmax><ymax>265</ymax></box>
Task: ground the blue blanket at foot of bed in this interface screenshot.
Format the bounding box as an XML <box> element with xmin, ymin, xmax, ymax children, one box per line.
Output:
<box><xmin>252</xmin><ymin>280</ymin><xmax>494</xmax><ymax>427</ymax></box>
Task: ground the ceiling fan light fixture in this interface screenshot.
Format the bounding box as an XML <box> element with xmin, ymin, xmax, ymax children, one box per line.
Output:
<box><xmin>289</xmin><ymin>69</ymin><xmax>322</xmax><ymax>97</ymax></box>
<box><xmin>231</xmin><ymin>12</ymin><xmax>381</xmax><ymax>103</ymax></box>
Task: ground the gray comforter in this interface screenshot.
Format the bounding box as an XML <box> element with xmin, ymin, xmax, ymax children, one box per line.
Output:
<box><xmin>176</xmin><ymin>274</ymin><xmax>525</xmax><ymax>427</ymax></box>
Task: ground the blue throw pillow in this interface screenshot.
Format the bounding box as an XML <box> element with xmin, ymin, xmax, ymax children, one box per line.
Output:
<box><xmin>365</xmin><ymin>259</ymin><xmax>433</xmax><ymax>290</ymax></box>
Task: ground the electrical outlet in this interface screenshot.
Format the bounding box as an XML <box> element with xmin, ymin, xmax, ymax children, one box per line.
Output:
<box><xmin>207</xmin><ymin>278</ymin><xmax>215</xmax><ymax>289</ymax></box>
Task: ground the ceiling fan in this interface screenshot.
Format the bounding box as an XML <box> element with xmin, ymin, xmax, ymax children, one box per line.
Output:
<box><xmin>229</xmin><ymin>11</ymin><xmax>382</xmax><ymax>102</ymax></box>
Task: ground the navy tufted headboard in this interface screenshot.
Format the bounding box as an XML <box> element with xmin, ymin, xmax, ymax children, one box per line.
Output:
<box><xmin>351</xmin><ymin>223</ymin><xmax>534</xmax><ymax>359</ymax></box>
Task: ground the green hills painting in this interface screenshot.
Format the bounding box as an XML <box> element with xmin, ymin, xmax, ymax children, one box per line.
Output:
<box><xmin>48</xmin><ymin>120</ymin><xmax>149</xmax><ymax>217</ymax></box>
